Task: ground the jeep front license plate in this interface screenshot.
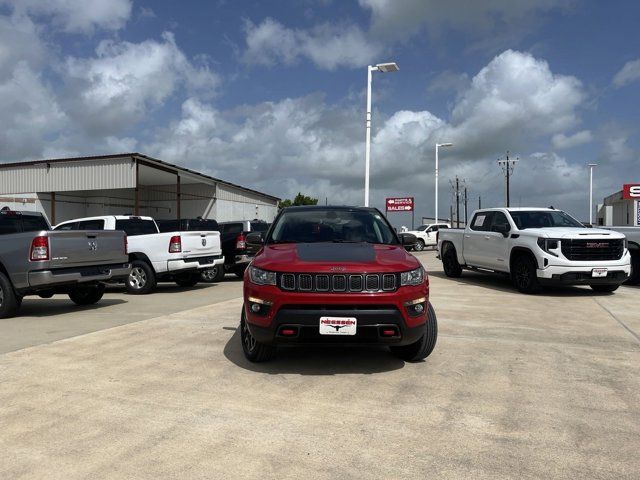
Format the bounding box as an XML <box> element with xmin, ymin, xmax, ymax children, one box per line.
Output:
<box><xmin>592</xmin><ymin>268</ymin><xmax>608</xmax><ymax>278</ymax></box>
<box><xmin>319</xmin><ymin>317</ymin><xmax>357</xmax><ymax>335</ymax></box>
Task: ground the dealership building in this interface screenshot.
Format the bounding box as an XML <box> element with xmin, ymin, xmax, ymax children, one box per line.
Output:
<box><xmin>0</xmin><ymin>153</ymin><xmax>279</xmax><ymax>225</ymax></box>
<box><xmin>596</xmin><ymin>184</ymin><xmax>640</xmax><ymax>226</ymax></box>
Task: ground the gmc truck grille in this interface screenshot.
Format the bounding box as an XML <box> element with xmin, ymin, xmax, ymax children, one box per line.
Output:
<box><xmin>561</xmin><ymin>239</ymin><xmax>624</xmax><ymax>261</ymax></box>
<box><xmin>278</xmin><ymin>273</ymin><xmax>398</xmax><ymax>293</ymax></box>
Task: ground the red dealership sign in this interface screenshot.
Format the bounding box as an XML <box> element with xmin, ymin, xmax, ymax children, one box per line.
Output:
<box><xmin>386</xmin><ymin>197</ymin><xmax>414</xmax><ymax>212</ymax></box>
<box><xmin>623</xmin><ymin>184</ymin><xmax>640</xmax><ymax>199</ymax></box>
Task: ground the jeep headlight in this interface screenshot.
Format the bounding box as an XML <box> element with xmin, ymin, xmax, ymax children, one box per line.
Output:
<box><xmin>400</xmin><ymin>267</ymin><xmax>424</xmax><ymax>286</ymax></box>
<box><xmin>249</xmin><ymin>266</ymin><xmax>277</xmax><ymax>286</ymax></box>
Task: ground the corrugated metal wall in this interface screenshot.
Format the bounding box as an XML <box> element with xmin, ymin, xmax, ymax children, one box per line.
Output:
<box><xmin>0</xmin><ymin>157</ymin><xmax>135</xmax><ymax>194</ymax></box>
<box><xmin>216</xmin><ymin>183</ymin><xmax>278</xmax><ymax>222</ymax></box>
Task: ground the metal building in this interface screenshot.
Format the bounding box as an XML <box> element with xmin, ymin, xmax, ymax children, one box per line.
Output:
<box><xmin>0</xmin><ymin>153</ymin><xmax>279</xmax><ymax>225</ymax></box>
<box><xmin>596</xmin><ymin>184</ymin><xmax>640</xmax><ymax>227</ymax></box>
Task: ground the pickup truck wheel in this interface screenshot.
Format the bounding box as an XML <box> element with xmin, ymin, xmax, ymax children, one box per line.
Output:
<box><xmin>126</xmin><ymin>260</ymin><xmax>156</xmax><ymax>295</ymax></box>
<box><xmin>240</xmin><ymin>308</ymin><xmax>277</xmax><ymax>362</ymax></box>
<box><xmin>414</xmin><ymin>239</ymin><xmax>425</xmax><ymax>251</ymax></box>
<box><xmin>626</xmin><ymin>250</ymin><xmax>640</xmax><ymax>285</ymax></box>
<box><xmin>201</xmin><ymin>265</ymin><xmax>225</xmax><ymax>283</ymax></box>
<box><xmin>590</xmin><ymin>284</ymin><xmax>620</xmax><ymax>293</ymax></box>
<box><xmin>511</xmin><ymin>255</ymin><xmax>541</xmax><ymax>294</ymax></box>
<box><xmin>68</xmin><ymin>284</ymin><xmax>105</xmax><ymax>305</ymax></box>
<box><xmin>175</xmin><ymin>272</ymin><xmax>199</xmax><ymax>288</ymax></box>
<box><xmin>0</xmin><ymin>272</ymin><xmax>20</xmax><ymax>318</ymax></box>
<box><xmin>442</xmin><ymin>246</ymin><xmax>462</xmax><ymax>278</ymax></box>
<box><xmin>390</xmin><ymin>302</ymin><xmax>438</xmax><ymax>362</ymax></box>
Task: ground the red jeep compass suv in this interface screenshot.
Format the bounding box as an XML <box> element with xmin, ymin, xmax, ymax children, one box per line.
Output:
<box><xmin>240</xmin><ymin>206</ymin><xmax>438</xmax><ymax>362</ymax></box>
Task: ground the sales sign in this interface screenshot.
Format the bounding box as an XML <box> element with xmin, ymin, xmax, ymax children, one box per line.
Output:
<box><xmin>386</xmin><ymin>197</ymin><xmax>414</xmax><ymax>212</ymax></box>
<box><xmin>623</xmin><ymin>184</ymin><xmax>640</xmax><ymax>199</ymax></box>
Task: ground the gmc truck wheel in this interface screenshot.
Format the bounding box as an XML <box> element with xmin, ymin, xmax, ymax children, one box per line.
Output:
<box><xmin>240</xmin><ymin>308</ymin><xmax>276</xmax><ymax>362</ymax></box>
<box><xmin>390</xmin><ymin>302</ymin><xmax>438</xmax><ymax>362</ymax></box>
<box><xmin>590</xmin><ymin>284</ymin><xmax>619</xmax><ymax>293</ymax></box>
<box><xmin>68</xmin><ymin>284</ymin><xmax>105</xmax><ymax>305</ymax></box>
<box><xmin>126</xmin><ymin>260</ymin><xmax>157</xmax><ymax>295</ymax></box>
<box><xmin>626</xmin><ymin>251</ymin><xmax>640</xmax><ymax>285</ymax></box>
<box><xmin>414</xmin><ymin>239</ymin><xmax>425</xmax><ymax>251</ymax></box>
<box><xmin>442</xmin><ymin>246</ymin><xmax>462</xmax><ymax>278</ymax></box>
<box><xmin>0</xmin><ymin>271</ymin><xmax>20</xmax><ymax>319</ymax></box>
<box><xmin>511</xmin><ymin>255</ymin><xmax>541</xmax><ymax>294</ymax></box>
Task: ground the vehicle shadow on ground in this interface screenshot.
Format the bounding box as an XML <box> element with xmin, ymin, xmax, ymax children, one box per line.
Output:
<box><xmin>105</xmin><ymin>283</ymin><xmax>217</xmax><ymax>294</ymax></box>
<box><xmin>428</xmin><ymin>269</ymin><xmax>618</xmax><ymax>297</ymax></box>
<box><xmin>223</xmin><ymin>328</ymin><xmax>406</xmax><ymax>375</ymax></box>
<box><xmin>16</xmin><ymin>298</ymin><xmax>127</xmax><ymax>317</ymax></box>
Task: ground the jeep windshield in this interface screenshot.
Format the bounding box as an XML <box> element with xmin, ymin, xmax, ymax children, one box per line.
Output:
<box><xmin>267</xmin><ymin>208</ymin><xmax>399</xmax><ymax>245</ymax></box>
<box><xmin>509</xmin><ymin>210</ymin><xmax>584</xmax><ymax>229</ymax></box>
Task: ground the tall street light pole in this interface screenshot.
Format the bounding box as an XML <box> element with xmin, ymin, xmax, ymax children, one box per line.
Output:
<box><xmin>364</xmin><ymin>62</ymin><xmax>399</xmax><ymax>207</ymax></box>
<box><xmin>435</xmin><ymin>142</ymin><xmax>453</xmax><ymax>223</ymax></box>
<box><xmin>588</xmin><ymin>163</ymin><xmax>597</xmax><ymax>225</ymax></box>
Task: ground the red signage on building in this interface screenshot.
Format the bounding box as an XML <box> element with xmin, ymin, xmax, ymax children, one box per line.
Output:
<box><xmin>623</xmin><ymin>184</ymin><xmax>640</xmax><ymax>199</ymax></box>
<box><xmin>386</xmin><ymin>197</ymin><xmax>414</xmax><ymax>212</ymax></box>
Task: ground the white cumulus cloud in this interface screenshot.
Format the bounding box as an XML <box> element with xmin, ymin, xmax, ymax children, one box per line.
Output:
<box><xmin>0</xmin><ymin>0</ymin><xmax>132</xmax><ymax>33</ymax></box>
<box><xmin>63</xmin><ymin>32</ymin><xmax>219</xmax><ymax>135</ymax></box>
<box><xmin>243</xmin><ymin>18</ymin><xmax>383</xmax><ymax>70</ymax></box>
<box><xmin>552</xmin><ymin>130</ymin><xmax>592</xmax><ymax>149</ymax></box>
<box><xmin>613</xmin><ymin>59</ymin><xmax>640</xmax><ymax>88</ymax></box>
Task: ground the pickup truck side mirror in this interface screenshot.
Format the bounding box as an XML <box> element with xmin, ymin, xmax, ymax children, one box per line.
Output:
<box><xmin>245</xmin><ymin>232</ymin><xmax>264</xmax><ymax>247</ymax></box>
<box><xmin>492</xmin><ymin>224</ymin><xmax>510</xmax><ymax>237</ymax></box>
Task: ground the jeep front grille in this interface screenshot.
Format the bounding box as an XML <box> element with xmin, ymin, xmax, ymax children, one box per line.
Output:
<box><xmin>278</xmin><ymin>273</ymin><xmax>397</xmax><ymax>293</ymax></box>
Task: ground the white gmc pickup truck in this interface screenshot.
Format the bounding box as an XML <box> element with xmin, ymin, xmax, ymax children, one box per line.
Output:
<box><xmin>437</xmin><ymin>207</ymin><xmax>631</xmax><ymax>293</ymax></box>
<box><xmin>55</xmin><ymin>216</ymin><xmax>223</xmax><ymax>294</ymax></box>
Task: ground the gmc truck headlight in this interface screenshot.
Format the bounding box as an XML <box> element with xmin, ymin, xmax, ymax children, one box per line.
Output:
<box><xmin>536</xmin><ymin>238</ymin><xmax>561</xmax><ymax>257</ymax></box>
<box><xmin>400</xmin><ymin>267</ymin><xmax>424</xmax><ymax>286</ymax></box>
<box><xmin>249</xmin><ymin>266</ymin><xmax>277</xmax><ymax>286</ymax></box>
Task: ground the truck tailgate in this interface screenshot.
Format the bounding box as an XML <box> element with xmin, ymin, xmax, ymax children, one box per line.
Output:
<box><xmin>48</xmin><ymin>230</ymin><xmax>127</xmax><ymax>268</ymax></box>
<box><xmin>179</xmin><ymin>231</ymin><xmax>221</xmax><ymax>257</ymax></box>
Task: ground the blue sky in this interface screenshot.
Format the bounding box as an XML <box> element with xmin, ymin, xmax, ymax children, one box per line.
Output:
<box><xmin>0</xmin><ymin>0</ymin><xmax>639</xmax><ymax>225</ymax></box>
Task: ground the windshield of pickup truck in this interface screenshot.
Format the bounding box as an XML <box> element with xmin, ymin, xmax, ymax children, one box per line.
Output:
<box><xmin>509</xmin><ymin>210</ymin><xmax>584</xmax><ymax>229</ymax></box>
<box><xmin>267</xmin><ymin>209</ymin><xmax>398</xmax><ymax>244</ymax></box>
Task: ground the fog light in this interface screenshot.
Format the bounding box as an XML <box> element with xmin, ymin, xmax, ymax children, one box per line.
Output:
<box><xmin>251</xmin><ymin>303</ymin><xmax>261</xmax><ymax>313</ymax></box>
<box><xmin>414</xmin><ymin>303</ymin><xmax>424</xmax><ymax>314</ymax></box>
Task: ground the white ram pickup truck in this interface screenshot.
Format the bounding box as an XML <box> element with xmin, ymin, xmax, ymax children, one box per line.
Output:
<box><xmin>437</xmin><ymin>207</ymin><xmax>631</xmax><ymax>293</ymax></box>
<box><xmin>55</xmin><ymin>215</ymin><xmax>223</xmax><ymax>294</ymax></box>
<box><xmin>405</xmin><ymin>222</ymin><xmax>451</xmax><ymax>251</ymax></box>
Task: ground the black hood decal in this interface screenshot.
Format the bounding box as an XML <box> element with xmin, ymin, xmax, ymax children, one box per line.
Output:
<box><xmin>296</xmin><ymin>243</ymin><xmax>376</xmax><ymax>263</ymax></box>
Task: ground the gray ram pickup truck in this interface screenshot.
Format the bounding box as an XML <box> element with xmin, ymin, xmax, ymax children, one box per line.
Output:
<box><xmin>0</xmin><ymin>209</ymin><xmax>130</xmax><ymax>318</ymax></box>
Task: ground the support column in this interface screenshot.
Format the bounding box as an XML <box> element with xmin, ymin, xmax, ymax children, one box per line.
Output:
<box><xmin>134</xmin><ymin>160</ymin><xmax>140</xmax><ymax>216</ymax></box>
<box><xmin>176</xmin><ymin>175</ymin><xmax>181</xmax><ymax>220</ymax></box>
<box><xmin>50</xmin><ymin>192</ymin><xmax>56</xmax><ymax>225</ymax></box>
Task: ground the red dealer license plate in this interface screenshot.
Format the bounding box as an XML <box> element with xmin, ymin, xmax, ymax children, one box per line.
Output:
<box><xmin>319</xmin><ymin>317</ymin><xmax>357</xmax><ymax>335</ymax></box>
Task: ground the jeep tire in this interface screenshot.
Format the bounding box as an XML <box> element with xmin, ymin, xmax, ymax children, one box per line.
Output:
<box><xmin>240</xmin><ymin>308</ymin><xmax>277</xmax><ymax>362</ymax></box>
<box><xmin>390</xmin><ymin>302</ymin><xmax>438</xmax><ymax>362</ymax></box>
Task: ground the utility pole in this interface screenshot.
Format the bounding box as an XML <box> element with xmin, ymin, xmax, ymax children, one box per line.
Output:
<box><xmin>456</xmin><ymin>177</ymin><xmax>460</xmax><ymax>227</ymax></box>
<box><xmin>478</xmin><ymin>195</ymin><xmax>481</xmax><ymax>209</ymax></box>
<box><xmin>450</xmin><ymin>205</ymin><xmax>453</xmax><ymax>225</ymax></box>
<box><xmin>464</xmin><ymin>186</ymin><xmax>468</xmax><ymax>225</ymax></box>
<box><xmin>497</xmin><ymin>151</ymin><xmax>518</xmax><ymax>207</ymax></box>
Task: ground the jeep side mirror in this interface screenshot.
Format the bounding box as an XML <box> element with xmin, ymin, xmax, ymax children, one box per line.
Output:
<box><xmin>399</xmin><ymin>232</ymin><xmax>417</xmax><ymax>246</ymax></box>
<box><xmin>245</xmin><ymin>232</ymin><xmax>264</xmax><ymax>247</ymax></box>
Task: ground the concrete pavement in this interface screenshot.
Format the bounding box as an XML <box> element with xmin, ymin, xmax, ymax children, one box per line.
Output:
<box><xmin>0</xmin><ymin>252</ymin><xmax>638</xmax><ymax>479</ymax></box>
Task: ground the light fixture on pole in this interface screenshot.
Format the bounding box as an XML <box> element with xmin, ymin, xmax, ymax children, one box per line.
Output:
<box><xmin>588</xmin><ymin>163</ymin><xmax>597</xmax><ymax>225</ymax></box>
<box><xmin>364</xmin><ymin>62</ymin><xmax>399</xmax><ymax>207</ymax></box>
<box><xmin>435</xmin><ymin>143</ymin><xmax>453</xmax><ymax>223</ymax></box>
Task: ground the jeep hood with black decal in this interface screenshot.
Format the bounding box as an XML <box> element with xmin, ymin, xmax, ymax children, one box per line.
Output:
<box><xmin>253</xmin><ymin>243</ymin><xmax>420</xmax><ymax>274</ymax></box>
